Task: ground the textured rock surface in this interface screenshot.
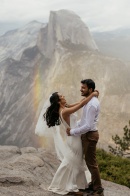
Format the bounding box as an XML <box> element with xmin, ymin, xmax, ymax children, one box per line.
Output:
<box><xmin>0</xmin><ymin>21</ymin><xmax>46</xmax><ymax>61</ymax></box>
<box><xmin>43</xmin><ymin>10</ymin><xmax>98</xmax><ymax>58</ymax></box>
<box><xmin>0</xmin><ymin>146</ymin><xmax>129</xmax><ymax>196</ymax></box>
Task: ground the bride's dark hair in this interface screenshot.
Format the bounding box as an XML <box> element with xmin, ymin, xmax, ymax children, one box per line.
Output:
<box><xmin>43</xmin><ymin>92</ymin><xmax>61</xmax><ymax>127</ymax></box>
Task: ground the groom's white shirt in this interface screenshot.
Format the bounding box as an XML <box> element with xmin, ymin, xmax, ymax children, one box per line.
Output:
<box><xmin>70</xmin><ymin>97</ymin><xmax>100</xmax><ymax>136</ymax></box>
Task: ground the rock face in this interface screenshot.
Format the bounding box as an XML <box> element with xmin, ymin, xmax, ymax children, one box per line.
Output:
<box><xmin>0</xmin><ymin>145</ymin><xmax>59</xmax><ymax>196</ymax></box>
<box><xmin>43</xmin><ymin>10</ymin><xmax>98</xmax><ymax>58</ymax></box>
<box><xmin>0</xmin><ymin>10</ymin><xmax>130</xmax><ymax>149</ymax></box>
<box><xmin>0</xmin><ymin>21</ymin><xmax>46</xmax><ymax>61</ymax></box>
<box><xmin>0</xmin><ymin>146</ymin><xmax>129</xmax><ymax>196</ymax></box>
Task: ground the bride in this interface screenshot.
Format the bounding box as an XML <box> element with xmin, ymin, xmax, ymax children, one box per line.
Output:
<box><xmin>35</xmin><ymin>91</ymin><xmax>98</xmax><ymax>195</ymax></box>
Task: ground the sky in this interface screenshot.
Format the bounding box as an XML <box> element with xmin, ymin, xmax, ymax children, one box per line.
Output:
<box><xmin>0</xmin><ymin>0</ymin><xmax>130</xmax><ymax>34</ymax></box>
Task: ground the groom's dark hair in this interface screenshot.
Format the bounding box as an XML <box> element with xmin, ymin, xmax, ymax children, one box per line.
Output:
<box><xmin>81</xmin><ymin>79</ymin><xmax>95</xmax><ymax>92</ymax></box>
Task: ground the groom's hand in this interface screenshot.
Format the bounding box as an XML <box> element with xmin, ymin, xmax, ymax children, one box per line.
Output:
<box><xmin>66</xmin><ymin>128</ymin><xmax>71</xmax><ymax>136</ymax></box>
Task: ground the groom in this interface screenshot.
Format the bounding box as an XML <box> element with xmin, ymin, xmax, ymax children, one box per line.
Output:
<box><xmin>66</xmin><ymin>79</ymin><xmax>104</xmax><ymax>196</ymax></box>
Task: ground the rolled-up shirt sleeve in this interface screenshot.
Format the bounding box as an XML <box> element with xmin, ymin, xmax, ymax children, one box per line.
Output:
<box><xmin>70</xmin><ymin>105</ymin><xmax>96</xmax><ymax>136</ymax></box>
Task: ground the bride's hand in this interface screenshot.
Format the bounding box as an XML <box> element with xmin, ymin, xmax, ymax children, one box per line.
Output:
<box><xmin>66</xmin><ymin>128</ymin><xmax>71</xmax><ymax>136</ymax></box>
<box><xmin>93</xmin><ymin>90</ymin><xmax>99</xmax><ymax>97</ymax></box>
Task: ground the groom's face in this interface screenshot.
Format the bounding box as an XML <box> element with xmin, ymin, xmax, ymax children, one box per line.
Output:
<box><xmin>80</xmin><ymin>83</ymin><xmax>91</xmax><ymax>97</ymax></box>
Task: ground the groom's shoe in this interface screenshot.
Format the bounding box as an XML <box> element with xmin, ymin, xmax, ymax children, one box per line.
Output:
<box><xmin>79</xmin><ymin>182</ymin><xmax>93</xmax><ymax>193</ymax></box>
<box><xmin>85</xmin><ymin>182</ymin><xmax>94</xmax><ymax>193</ymax></box>
<box><xmin>66</xmin><ymin>191</ymin><xmax>83</xmax><ymax>196</ymax></box>
<box><xmin>87</xmin><ymin>187</ymin><xmax>104</xmax><ymax>196</ymax></box>
<box><xmin>74</xmin><ymin>191</ymin><xmax>84</xmax><ymax>195</ymax></box>
<box><xmin>67</xmin><ymin>192</ymin><xmax>76</xmax><ymax>195</ymax></box>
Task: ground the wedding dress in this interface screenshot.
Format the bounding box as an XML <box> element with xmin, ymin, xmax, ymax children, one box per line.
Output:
<box><xmin>48</xmin><ymin>111</ymin><xmax>88</xmax><ymax>195</ymax></box>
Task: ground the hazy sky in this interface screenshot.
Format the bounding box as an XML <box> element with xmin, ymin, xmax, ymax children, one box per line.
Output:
<box><xmin>0</xmin><ymin>0</ymin><xmax>130</xmax><ymax>33</ymax></box>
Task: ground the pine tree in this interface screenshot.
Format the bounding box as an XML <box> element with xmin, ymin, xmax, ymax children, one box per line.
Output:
<box><xmin>109</xmin><ymin>120</ymin><xmax>130</xmax><ymax>156</ymax></box>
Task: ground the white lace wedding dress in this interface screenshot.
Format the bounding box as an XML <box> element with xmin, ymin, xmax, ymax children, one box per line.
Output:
<box><xmin>48</xmin><ymin>112</ymin><xmax>88</xmax><ymax>195</ymax></box>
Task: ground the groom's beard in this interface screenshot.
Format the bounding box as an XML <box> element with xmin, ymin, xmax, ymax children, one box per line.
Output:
<box><xmin>81</xmin><ymin>91</ymin><xmax>90</xmax><ymax>97</ymax></box>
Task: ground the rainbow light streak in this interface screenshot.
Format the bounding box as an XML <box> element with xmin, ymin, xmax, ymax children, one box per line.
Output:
<box><xmin>33</xmin><ymin>64</ymin><xmax>42</xmax><ymax>112</ymax></box>
<box><xmin>33</xmin><ymin>64</ymin><xmax>47</xmax><ymax>147</ymax></box>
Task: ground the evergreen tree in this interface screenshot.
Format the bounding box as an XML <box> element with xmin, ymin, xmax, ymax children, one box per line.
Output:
<box><xmin>109</xmin><ymin>120</ymin><xmax>130</xmax><ymax>156</ymax></box>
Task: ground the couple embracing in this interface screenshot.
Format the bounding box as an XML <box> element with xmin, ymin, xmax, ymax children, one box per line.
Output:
<box><xmin>35</xmin><ymin>79</ymin><xmax>104</xmax><ymax>196</ymax></box>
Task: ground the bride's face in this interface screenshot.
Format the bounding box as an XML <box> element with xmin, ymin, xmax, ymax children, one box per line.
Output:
<box><xmin>58</xmin><ymin>93</ymin><xmax>66</xmax><ymax>105</ymax></box>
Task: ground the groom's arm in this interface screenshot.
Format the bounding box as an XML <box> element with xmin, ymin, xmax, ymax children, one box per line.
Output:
<box><xmin>66</xmin><ymin>119</ymin><xmax>81</xmax><ymax>136</ymax></box>
<box><xmin>69</xmin><ymin>105</ymin><xmax>96</xmax><ymax>136</ymax></box>
<box><xmin>77</xmin><ymin>119</ymin><xmax>81</xmax><ymax>127</ymax></box>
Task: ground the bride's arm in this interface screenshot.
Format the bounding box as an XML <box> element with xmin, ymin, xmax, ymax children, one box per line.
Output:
<box><xmin>65</xmin><ymin>102</ymin><xmax>79</xmax><ymax>108</ymax></box>
<box><xmin>63</xmin><ymin>91</ymin><xmax>98</xmax><ymax>115</ymax></box>
<box><xmin>66</xmin><ymin>94</ymin><xmax>98</xmax><ymax>108</ymax></box>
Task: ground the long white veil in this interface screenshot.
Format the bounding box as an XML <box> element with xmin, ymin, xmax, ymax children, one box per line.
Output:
<box><xmin>35</xmin><ymin>96</ymin><xmax>67</xmax><ymax>161</ymax></box>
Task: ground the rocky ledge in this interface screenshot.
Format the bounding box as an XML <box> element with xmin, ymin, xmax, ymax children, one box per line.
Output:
<box><xmin>0</xmin><ymin>146</ymin><xmax>129</xmax><ymax>196</ymax></box>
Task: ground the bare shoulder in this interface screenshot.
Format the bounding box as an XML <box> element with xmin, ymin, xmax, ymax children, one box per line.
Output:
<box><xmin>62</xmin><ymin>107</ymin><xmax>69</xmax><ymax>115</ymax></box>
